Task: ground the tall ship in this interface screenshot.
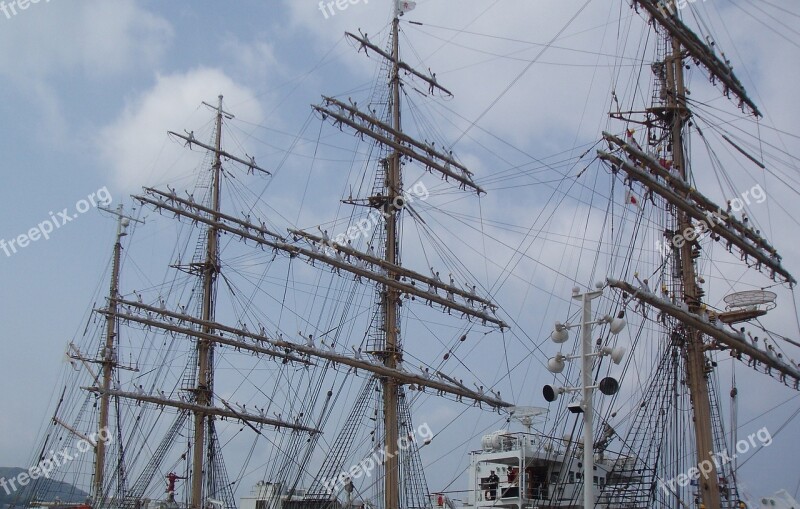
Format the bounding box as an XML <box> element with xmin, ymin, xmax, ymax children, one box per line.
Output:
<box><xmin>11</xmin><ymin>1</ymin><xmax>799</xmax><ymax>509</ymax></box>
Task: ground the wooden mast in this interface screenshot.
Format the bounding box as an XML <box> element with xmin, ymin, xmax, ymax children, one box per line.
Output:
<box><xmin>191</xmin><ymin>94</ymin><xmax>224</xmax><ymax>509</ymax></box>
<box><xmin>608</xmin><ymin>0</ymin><xmax>769</xmax><ymax>503</ymax></box>
<box><xmin>382</xmin><ymin>12</ymin><xmax>402</xmax><ymax>509</ymax></box>
<box><xmin>94</xmin><ymin>205</ymin><xmax>127</xmax><ymax>501</ymax></box>
<box><xmin>664</xmin><ymin>8</ymin><xmax>722</xmax><ymax>506</ymax></box>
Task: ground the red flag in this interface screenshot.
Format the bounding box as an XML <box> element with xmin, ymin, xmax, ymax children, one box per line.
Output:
<box><xmin>625</xmin><ymin>189</ymin><xmax>640</xmax><ymax>208</ymax></box>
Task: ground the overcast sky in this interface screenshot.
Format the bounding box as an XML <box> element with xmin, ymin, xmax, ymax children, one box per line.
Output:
<box><xmin>1</xmin><ymin>0</ymin><xmax>799</xmax><ymax>503</ymax></box>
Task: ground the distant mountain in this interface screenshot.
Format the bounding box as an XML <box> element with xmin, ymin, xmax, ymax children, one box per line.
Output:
<box><xmin>0</xmin><ymin>467</ymin><xmax>89</xmax><ymax>507</ymax></box>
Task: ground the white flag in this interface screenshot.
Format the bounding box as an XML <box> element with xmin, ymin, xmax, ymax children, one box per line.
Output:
<box><xmin>397</xmin><ymin>0</ymin><xmax>416</xmax><ymax>15</ymax></box>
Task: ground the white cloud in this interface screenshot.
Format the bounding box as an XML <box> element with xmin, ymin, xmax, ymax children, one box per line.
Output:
<box><xmin>98</xmin><ymin>68</ymin><xmax>265</xmax><ymax>191</ymax></box>
<box><xmin>0</xmin><ymin>0</ymin><xmax>172</xmax><ymax>80</ymax></box>
<box><xmin>0</xmin><ymin>0</ymin><xmax>173</xmax><ymax>141</ymax></box>
<box><xmin>221</xmin><ymin>37</ymin><xmax>279</xmax><ymax>86</ymax></box>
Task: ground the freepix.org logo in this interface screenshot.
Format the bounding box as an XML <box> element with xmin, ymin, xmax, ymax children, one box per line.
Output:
<box><xmin>322</xmin><ymin>422</ymin><xmax>433</xmax><ymax>494</ymax></box>
<box><xmin>319</xmin><ymin>180</ymin><xmax>428</xmax><ymax>256</ymax></box>
<box><xmin>0</xmin><ymin>428</ymin><xmax>113</xmax><ymax>496</ymax></box>
<box><xmin>0</xmin><ymin>186</ymin><xmax>112</xmax><ymax>258</ymax></box>
<box><xmin>655</xmin><ymin>183</ymin><xmax>765</xmax><ymax>259</ymax></box>
<box><xmin>657</xmin><ymin>427</ymin><xmax>772</xmax><ymax>495</ymax></box>
<box><xmin>318</xmin><ymin>0</ymin><xmax>368</xmax><ymax>19</ymax></box>
<box><xmin>0</xmin><ymin>0</ymin><xmax>53</xmax><ymax>20</ymax></box>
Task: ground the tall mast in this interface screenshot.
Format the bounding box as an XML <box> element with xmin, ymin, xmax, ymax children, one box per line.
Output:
<box><xmin>598</xmin><ymin>0</ymin><xmax>799</xmax><ymax>503</ymax></box>
<box><xmin>191</xmin><ymin>94</ymin><xmax>224</xmax><ymax>509</ymax></box>
<box><xmin>308</xmin><ymin>7</ymin><xmax>504</xmax><ymax>506</ymax></box>
<box><xmin>663</xmin><ymin>11</ymin><xmax>722</xmax><ymax>507</ymax></box>
<box><xmin>382</xmin><ymin>13</ymin><xmax>402</xmax><ymax>509</ymax></box>
<box><xmin>94</xmin><ymin>205</ymin><xmax>130</xmax><ymax>501</ymax></box>
<box><xmin>80</xmin><ymin>98</ymin><xmax>320</xmax><ymax>508</ymax></box>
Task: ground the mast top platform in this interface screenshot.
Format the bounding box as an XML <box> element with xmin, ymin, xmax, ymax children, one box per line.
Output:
<box><xmin>718</xmin><ymin>290</ymin><xmax>777</xmax><ymax>324</ymax></box>
<box><xmin>508</xmin><ymin>406</ymin><xmax>548</xmax><ymax>432</ymax></box>
<box><xmin>723</xmin><ymin>290</ymin><xmax>777</xmax><ymax>310</ymax></box>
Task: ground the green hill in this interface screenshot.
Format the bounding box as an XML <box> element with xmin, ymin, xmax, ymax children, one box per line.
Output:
<box><xmin>0</xmin><ymin>467</ymin><xmax>89</xmax><ymax>507</ymax></box>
